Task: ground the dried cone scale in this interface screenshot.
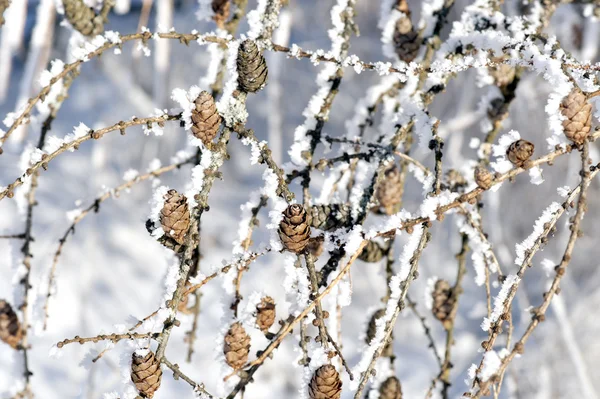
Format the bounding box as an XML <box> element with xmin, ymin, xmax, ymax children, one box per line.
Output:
<box><xmin>237</xmin><ymin>39</ymin><xmax>268</xmax><ymax>93</ymax></box>
<box><xmin>223</xmin><ymin>322</ymin><xmax>251</xmax><ymax>369</ymax></box>
<box><xmin>191</xmin><ymin>91</ymin><xmax>221</xmax><ymax>146</ymax></box>
<box><xmin>474</xmin><ymin>166</ymin><xmax>493</xmax><ymax>190</ymax></box>
<box><xmin>506</xmin><ymin>139</ymin><xmax>534</xmax><ymax>168</ymax></box>
<box><xmin>309</xmin><ymin>364</ymin><xmax>342</xmax><ymax>399</ymax></box>
<box><xmin>432</xmin><ymin>279</ymin><xmax>454</xmax><ymax>328</ymax></box>
<box><xmin>379</xmin><ymin>376</ymin><xmax>403</xmax><ymax>399</ymax></box>
<box><xmin>560</xmin><ymin>89</ymin><xmax>592</xmax><ymax>145</ymax></box>
<box><xmin>131</xmin><ymin>350</ymin><xmax>162</xmax><ymax>398</ymax></box>
<box><xmin>376</xmin><ymin>164</ymin><xmax>403</xmax><ymax>215</ymax></box>
<box><xmin>366</xmin><ymin>309</ymin><xmax>393</xmax><ymax>358</ymax></box>
<box><xmin>279</xmin><ymin>204</ymin><xmax>311</xmax><ymax>254</ymax></box>
<box><xmin>62</xmin><ymin>0</ymin><xmax>105</xmax><ymax>36</ymax></box>
<box><xmin>0</xmin><ymin>300</ymin><xmax>22</xmax><ymax>349</ymax></box>
<box><xmin>160</xmin><ymin>189</ymin><xmax>190</xmax><ymax>245</ymax></box>
<box><xmin>256</xmin><ymin>296</ymin><xmax>276</xmax><ymax>333</ymax></box>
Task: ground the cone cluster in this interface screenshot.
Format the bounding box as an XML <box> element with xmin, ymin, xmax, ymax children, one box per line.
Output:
<box><xmin>358</xmin><ymin>240</ymin><xmax>385</xmax><ymax>263</ymax></box>
<box><xmin>310</xmin><ymin>204</ymin><xmax>352</xmax><ymax>231</ymax></box>
<box><xmin>131</xmin><ymin>350</ymin><xmax>162</xmax><ymax>398</ymax></box>
<box><xmin>62</xmin><ymin>0</ymin><xmax>105</xmax><ymax>36</ymax></box>
<box><xmin>376</xmin><ymin>164</ymin><xmax>403</xmax><ymax>215</ymax></box>
<box><xmin>506</xmin><ymin>139</ymin><xmax>534</xmax><ymax>168</ymax></box>
<box><xmin>0</xmin><ymin>0</ymin><xmax>10</xmax><ymax>26</ymax></box>
<box><xmin>160</xmin><ymin>189</ymin><xmax>190</xmax><ymax>245</ymax></box>
<box><xmin>379</xmin><ymin>376</ymin><xmax>403</xmax><ymax>399</ymax></box>
<box><xmin>560</xmin><ymin>89</ymin><xmax>592</xmax><ymax>145</ymax></box>
<box><xmin>0</xmin><ymin>300</ymin><xmax>22</xmax><ymax>349</ymax></box>
<box><xmin>191</xmin><ymin>91</ymin><xmax>221</xmax><ymax>146</ymax></box>
<box><xmin>366</xmin><ymin>309</ymin><xmax>393</xmax><ymax>358</ymax></box>
<box><xmin>474</xmin><ymin>166</ymin><xmax>493</xmax><ymax>190</ymax></box>
<box><xmin>211</xmin><ymin>0</ymin><xmax>230</xmax><ymax>27</ymax></box>
<box><xmin>223</xmin><ymin>322</ymin><xmax>250</xmax><ymax>369</ymax></box>
<box><xmin>279</xmin><ymin>204</ymin><xmax>311</xmax><ymax>253</ymax></box>
<box><xmin>256</xmin><ymin>296</ymin><xmax>276</xmax><ymax>333</ymax></box>
<box><xmin>237</xmin><ymin>39</ymin><xmax>268</xmax><ymax>93</ymax></box>
<box><xmin>308</xmin><ymin>365</ymin><xmax>342</xmax><ymax>399</ymax></box>
<box><xmin>432</xmin><ymin>279</ymin><xmax>455</xmax><ymax>328</ymax></box>
<box><xmin>393</xmin><ymin>1</ymin><xmax>419</xmax><ymax>63</ymax></box>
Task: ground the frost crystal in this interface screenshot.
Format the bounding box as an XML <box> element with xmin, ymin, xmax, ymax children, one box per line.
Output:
<box><xmin>514</xmin><ymin>202</ymin><xmax>561</xmax><ymax>265</ymax></box>
<box><xmin>481</xmin><ymin>274</ymin><xmax>520</xmax><ymax>331</ymax></box>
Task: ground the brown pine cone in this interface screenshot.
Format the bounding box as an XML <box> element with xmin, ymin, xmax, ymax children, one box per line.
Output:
<box><xmin>160</xmin><ymin>189</ymin><xmax>190</xmax><ymax>245</ymax></box>
<box><xmin>307</xmin><ymin>236</ymin><xmax>325</xmax><ymax>258</ymax></box>
<box><xmin>0</xmin><ymin>0</ymin><xmax>10</xmax><ymax>26</ymax></box>
<box><xmin>376</xmin><ymin>164</ymin><xmax>403</xmax><ymax>215</ymax></box>
<box><xmin>0</xmin><ymin>300</ymin><xmax>22</xmax><ymax>349</ymax></box>
<box><xmin>279</xmin><ymin>204</ymin><xmax>311</xmax><ymax>254</ymax></box>
<box><xmin>432</xmin><ymin>279</ymin><xmax>454</xmax><ymax>328</ymax></box>
<box><xmin>62</xmin><ymin>0</ymin><xmax>105</xmax><ymax>36</ymax></box>
<box><xmin>560</xmin><ymin>89</ymin><xmax>592</xmax><ymax>145</ymax></box>
<box><xmin>393</xmin><ymin>18</ymin><xmax>420</xmax><ymax>63</ymax></box>
<box><xmin>223</xmin><ymin>322</ymin><xmax>251</xmax><ymax>369</ymax></box>
<box><xmin>309</xmin><ymin>365</ymin><xmax>342</xmax><ymax>399</ymax></box>
<box><xmin>191</xmin><ymin>91</ymin><xmax>221</xmax><ymax>146</ymax></box>
<box><xmin>310</xmin><ymin>204</ymin><xmax>352</xmax><ymax>231</ymax></box>
<box><xmin>358</xmin><ymin>240</ymin><xmax>385</xmax><ymax>263</ymax></box>
<box><xmin>211</xmin><ymin>0</ymin><xmax>230</xmax><ymax>28</ymax></box>
<box><xmin>379</xmin><ymin>376</ymin><xmax>403</xmax><ymax>399</ymax></box>
<box><xmin>366</xmin><ymin>309</ymin><xmax>393</xmax><ymax>358</ymax></box>
<box><xmin>131</xmin><ymin>350</ymin><xmax>162</xmax><ymax>398</ymax></box>
<box><xmin>506</xmin><ymin>139</ymin><xmax>534</xmax><ymax>168</ymax></box>
<box><xmin>237</xmin><ymin>39</ymin><xmax>268</xmax><ymax>93</ymax></box>
<box><xmin>256</xmin><ymin>296</ymin><xmax>276</xmax><ymax>333</ymax></box>
<box><xmin>474</xmin><ymin>166</ymin><xmax>493</xmax><ymax>190</ymax></box>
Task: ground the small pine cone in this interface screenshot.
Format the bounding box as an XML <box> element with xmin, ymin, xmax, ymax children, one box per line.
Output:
<box><xmin>160</xmin><ymin>189</ymin><xmax>190</xmax><ymax>245</ymax></box>
<box><xmin>432</xmin><ymin>279</ymin><xmax>454</xmax><ymax>327</ymax></box>
<box><xmin>131</xmin><ymin>351</ymin><xmax>162</xmax><ymax>398</ymax></box>
<box><xmin>237</xmin><ymin>39</ymin><xmax>268</xmax><ymax>93</ymax></box>
<box><xmin>307</xmin><ymin>236</ymin><xmax>325</xmax><ymax>258</ymax></box>
<box><xmin>223</xmin><ymin>322</ymin><xmax>251</xmax><ymax>369</ymax></box>
<box><xmin>376</xmin><ymin>164</ymin><xmax>403</xmax><ymax>215</ymax></box>
<box><xmin>256</xmin><ymin>296</ymin><xmax>276</xmax><ymax>333</ymax></box>
<box><xmin>393</xmin><ymin>18</ymin><xmax>420</xmax><ymax>63</ymax></box>
<box><xmin>506</xmin><ymin>139</ymin><xmax>534</xmax><ymax>168</ymax></box>
<box><xmin>0</xmin><ymin>0</ymin><xmax>10</xmax><ymax>26</ymax></box>
<box><xmin>279</xmin><ymin>204</ymin><xmax>311</xmax><ymax>254</ymax></box>
<box><xmin>310</xmin><ymin>204</ymin><xmax>352</xmax><ymax>231</ymax></box>
<box><xmin>488</xmin><ymin>63</ymin><xmax>516</xmax><ymax>87</ymax></box>
<box><xmin>358</xmin><ymin>240</ymin><xmax>385</xmax><ymax>263</ymax></box>
<box><xmin>211</xmin><ymin>0</ymin><xmax>230</xmax><ymax>27</ymax></box>
<box><xmin>62</xmin><ymin>0</ymin><xmax>105</xmax><ymax>36</ymax></box>
<box><xmin>309</xmin><ymin>365</ymin><xmax>342</xmax><ymax>399</ymax></box>
<box><xmin>560</xmin><ymin>89</ymin><xmax>592</xmax><ymax>145</ymax></box>
<box><xmin>379</xmin><ymin>376</ymin><xmax>403</xmax><ymax>399</ymax></box>
<box><xmin>191</xmin><ymin>91</ymin><xmax>221</xmax><ymax>146</ymax></box>
<box><xmin>366</xmin><ymin>309</ymin><xmax>393</xmax><ymax>358</ymax></box>
<box><xmin>0</xmin><ymin>300</ymin><xmax>22</xmax><ymax>349</ymax></box>
<box><xmin>474</xmin><ymin>166</ymin><xmax>493</xmax><ymax>190</ymax></box>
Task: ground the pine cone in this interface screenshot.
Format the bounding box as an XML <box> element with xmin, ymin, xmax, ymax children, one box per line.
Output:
<box><xmin>393</xmin><ymin>18</ymin><xmax>420</xmax><ymax>63</ymax></box>
<box><xmin>62</xmin><ymin>0</ymin><xmax>105</xmax><ymax>36</ymax></box>
<box><xmin>223</xmin><ymin>322</ymin><xmax>250</xmax><ymax>369</ymax></box>
<box><xmin>506</xmin><ymin>139</ymin><xmax>534</xmax><ymax>168</ymax></box>
<box><xmin>160</xmin><ymin>189</ymin><xmax>190</xmax><ymax>245</ymax></box>
<box><xmin>256</xmin><ymin>296</ymin><xmax>276</xmax><ymax>333</ymax></box>
<box><xmin>237</xmin><ymin>39</ymin><xmax>268</xmax><ymax>93</ymax></box>
<box><xmin>309</xmin><ymin>365</ymin><xmax>342</xmax><ymax>399</ymax></box>
<box><xmin>307</xmin><ymin>236</ymin><xmax>325</xmax><ymax>258</ymax></box>
<box><xmin>489</xmin><ymin>63</ymin><xmax>516</xmax><ymax>87</ymax></box>
<box><xmin>0</xmin><ymin>300</ymin><xmax>22</xmax><ymax>349</ymax></box>
<box><xmin>191</xmin><ymin>91</ymin><xmax>221</xmax><ymax>146</ymax></box>
<box><xmin>379</xmin><ymin>376</ymin><xmax>403</xmax><ymax>399</ymax></box>
<box><xmin>474</xmin><ymin>166</ymin><xmax>493</xmax><ymax>190</ymax></box>
<box><xmin>131</xmin><ymin>351</ymin><xmax>162</xmax><ymax>398</ymax></box>
<box><xmin>366</xmin><ymin>309</ymin><xmax>393</xmax><ymax>358</ymax></box>
<box><xmin>0</xmin><ymin>0</ymin><xmax>10</xmax><ymax>26</ymax></box>
<box><xmin>358</xmin><ymin>240</ymin><xmax>385</xmax><ymax>263</ymax></box>
<box><xmin>310</xmin><ymin>204</ymin><xmax>352</xmax><ymax>231</ymax></box>
<box><xmin>211</xmin><ymin>0</ymin><xmax>230</xmax><ymax>28</ymax></box>
<box><xmin>432</xmin><ymin>279</ymin><xmax>454</xmax><ymax>328</ymax></box>
<box><xmin>376</xmin><ymin>164</ymin><xmax>403</xmax><ymax>215</ymax></box>
<box><xmin>560</xmin><ymin>89</ymin><xmax>592</xmax><ymax>145</ymax></box>
<box><xmin>279</xmin><ymin>204</ymin><xmax>311</xmax><ymax>254</ymax></box>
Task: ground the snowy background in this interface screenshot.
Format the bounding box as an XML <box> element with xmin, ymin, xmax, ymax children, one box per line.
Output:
<box><xmin>1</xmin><ymin>0</ymin><xmax>600</xmax><ymax>398</ymax></box>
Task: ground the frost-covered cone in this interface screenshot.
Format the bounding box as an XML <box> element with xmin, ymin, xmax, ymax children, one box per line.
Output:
<box><xmin>211</xmin><ymin>0</ymin><xmax>230</xmax><ymax>27</ymax></box>
<box><xmin>0</xmin><ymin>0</ymin><xmax>10</xmax><ymax>26</ymax></box>
<box><xmin>191</xmin><ymin>91</ymin><xmax>221</xmax><ymax>146</ymax></box>
<box><xmin>379</xmin><ymin>376</ymin><xmax>403</xmax><ymax>399</ymax></box>
<box><xmin>432</xmin><ymin>279</ymin><xmax>454</xmax><ymax>328</ymax></box>
<box><xmin>358</xmin><ymin>240</ymin><xmax>385</xmax><ymax>263</ymax></box>
<box><xmin>237</xmin><ymin>39</ymin><xmax>268</xmax><ymax>93</ymax></box>
<box><xmin>376</xmin><ymin>164</ymin><xmax>403</xmax><ymax>215</ymax></box>
<box><xmin>393</xmin><ymin>17</ymin><xmax>420</xmax><ymax>63</ymax></box>
<box><xmin>310</xmin><ymin>204</ymin><xmax>352</xmax><ymax>231</ymax></box>
<box><xmin>560</xmin><ymin>89</ymin><xmax>592</xmax><ymax>145</ymax></box>
<box><xmin>506</xmin><ymin>139</ymin><xmax>534</xmax><ymax>168</ymax></box>
<box><xmin>223</xmin><ymin>322</ymin><xmax>251</xmax><ymax>369</ymax></box>
<box><xmin>0</xmin><ymin>300</ymin><xmax>22</xmax><ymax>349</ymax></box>
<box><xmin>489</xmin><ymin>63</ymin><xmax>516</xmax><ymax>87</ymax></box>
<box><xmin>160</xmin><ymin>189</ymin><xmax>190</xmax><ymax>245</ymax></box>
<box><xmin>62</xmin><ymin>0</ymin><xmax>105</xmax><ymax>36</ymax></box>
<box><xmin>278</xmin><ymin>204</ymin><xmax>311</xmax><ymax>254</ymax></box>
<box><xmin>366</xmin><ymin>309</ymin><xmax>393</xmax><ymax>358</ymax></box>
<box><xmin>474</xmin><ymin>166</ymin><xmax>493</xmax><ymax>190</ymax></box>
<box><xmin>256</xmin><ymin>296</ymin><xmax>276</xmax><ymax>333</ymax></box>
<box><xmin>309</xmin><ymin>364</ymin><xmax>342</xmax><ymax>399</ymax></box>
<box><xmin>131</xmin><ymin>351</ymin><xmax>162</xmax><ymax>398</ymax></box>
